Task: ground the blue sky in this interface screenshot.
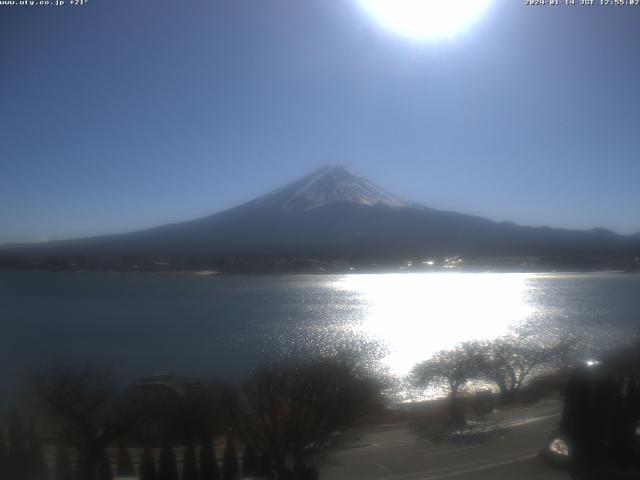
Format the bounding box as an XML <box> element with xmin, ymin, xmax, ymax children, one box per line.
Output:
<box><xmin>1</xmin><ymin>0</ymin><xmax>640</xmax><ymax>244</ymax></box>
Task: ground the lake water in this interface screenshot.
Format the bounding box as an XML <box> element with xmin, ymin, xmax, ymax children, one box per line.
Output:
<box><xmin>1</xmin><ymin>271</ymin><xmax>639</xmax><ymax>401</ymax></box>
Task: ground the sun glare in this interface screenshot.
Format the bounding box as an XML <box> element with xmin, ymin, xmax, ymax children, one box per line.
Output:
<box><xmin>336</xmin><ymin>273</ymin><xmax>533</xmax><ymax>376</ymax></box>
<box><xmin>359</xmin><ymin>0</ymin><xmax>493</xmax><ymax>40</ymax></box>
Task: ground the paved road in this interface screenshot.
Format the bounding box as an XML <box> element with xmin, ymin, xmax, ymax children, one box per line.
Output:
<box><xmin>320</xmin><ymin>401</ymin><xmax>570</xmax><ymax>480</ymax></box>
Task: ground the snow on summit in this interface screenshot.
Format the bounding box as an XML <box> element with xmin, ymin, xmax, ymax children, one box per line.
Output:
<box><xmin>252</xmin><ymin>166</ymin><xmax>419</xmax><ymax>212</ymax></box>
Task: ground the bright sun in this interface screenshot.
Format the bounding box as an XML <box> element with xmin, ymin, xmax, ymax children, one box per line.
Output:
<box><xmin>359</xmin><ymin>0</ymin><xmax>493</xmax><ymax>41</ymax></box>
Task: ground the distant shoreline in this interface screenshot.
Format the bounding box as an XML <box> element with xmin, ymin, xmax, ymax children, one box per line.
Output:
<box><xmin>151</xmin><ymin>269</ymin><xmax>632</xmax><ymax>277</ymax></box>
<box><xmin>155</xmin><ymin>270</ymin><xmax>221</xmax><ymax>276</ymax></box>
<box><xmin>0</xmin><ymin>268</ymin><xmax>635</xmax><ymax>277</ymax></box>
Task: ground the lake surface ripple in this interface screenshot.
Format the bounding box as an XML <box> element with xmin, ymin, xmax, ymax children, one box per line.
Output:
<box><xmin>1</xmin><ymin>271</ymin><xmax>639</xmax><ymax>400</ymax></box>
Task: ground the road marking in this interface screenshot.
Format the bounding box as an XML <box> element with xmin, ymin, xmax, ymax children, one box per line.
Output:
<box><xmin>332</xmin><ymin>412</ymin><xmax>559</xmax><ymax>459</ymax></box>
<box><xmin>321</xmin><ymin>464</ymin><xmax>355</xmax><ymax>473</ymax></box>
<box><xmin>498</xmin><ymin>412</ymin><xmax>561</xmax><ymax>429</ymax></box>
<box><xmin>373</xmin><ymin>449</ymin><xmax>540</xmax><ymax>480</ymax></box>
<box><xmin>376</xmin><ymin>422</ymin><xmax>411</xmax><ymax>428</ymax></box>
<box><xmin>331</xmin><ymin>440</ymin><xmax>415</xmax><ymax>455</ymax></box>
<box><xmin>322</xmin><ymin>411</ymin><xmax>559</xmax><ymax>477</ymax></box>
<box><xmin>417</xmin><ymin>453</ymin><xmax>538</xmax><ymax>480</ymax></box>
<box><xmin>321</xmin><ymin>445</ymin><xmax>485</xmax><ymax>474</ymax></box>
<box><xmin>422</xmin><ymin>444</ymin><xmax>482</xmax><ymax>458</ymax></box>
<box><xmin>461</xmin><ymin>412</ymin><xmax>561</xmax><ymax>434</ymax></box>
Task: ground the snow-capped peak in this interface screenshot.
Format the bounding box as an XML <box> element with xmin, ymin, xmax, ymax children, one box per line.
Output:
<box><xmin>251</xmin><ymin>166</ymin><xmax>420</xmax><ymax>212</ymax></box>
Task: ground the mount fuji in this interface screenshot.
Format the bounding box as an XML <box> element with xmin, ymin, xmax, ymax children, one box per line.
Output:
<box><xmin>247</xmin><ymin>166</ymin><xmax>419</xmax><ymax>212</ymax></box>
<box><xmin>2</xmin><ymin>166</ymin><xmax>639</xmax><ymax>270</ymax></box>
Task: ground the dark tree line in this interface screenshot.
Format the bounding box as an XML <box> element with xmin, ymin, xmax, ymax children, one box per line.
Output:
<box><xmin>31</xmin><ymin>367</ymin><xmax>147</xmax><ymax>480</ymax></box>
<box><xmin>16</xmin><ymin>357</ymin><xmax>378</xmax><ymax>480</ymax></box>
<box><xmin>9</xmin><ymin>334</ymin><xmax>573</xmax><ymax>478</ymax></box>
<box><xmin>0</xmin><ymin>411</ymin><xmax>48</xmax><ymax>480</ymax></box>
<box><xmin>43</xmin><ymin>437</ymin><xmax>239</xmax><ymax>480</ymax></box>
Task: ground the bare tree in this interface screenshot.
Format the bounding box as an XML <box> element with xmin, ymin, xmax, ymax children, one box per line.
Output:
<box><xmin>8</xmin><ymin>410</ymin><xmax>31</xmax><ymax>480</ymax></box>
<box><xmin>0</xmin><ymin>425</ymin><xmax>7</xmax><ymax>478</ymax></box>
<box><xmin>139</xmin><ymin>446</ymin><xmax>157</xmax><ymax>480</ymax></box>
<box><xmin>182</xmin><ymin>441</ymin><xmax>198</xmax><ymax>480</ymax></box>
<box><xmin>54</xmin><ymin>446</ymin><xmax>74</xmax><ymax>480</ymax></box>
<box><xmin>241</xmin><ymin>443</ymin><xmax>259</xmax><ymax>478</ymax></box>
<box><xmin>158</xmin><ymin>442</ymin><xmax>178</xmax><ymax>480</ymax></box>
<box><xmin>477</xmin><ymin>335</ymin><xmax>574</xmax><ymax>403</ymax></box>
<box><xmin>222</xmin><ymin>437</ymin><xmax>239</xmax><ymax>480</ymax></box>
<box><xmin>134</xmin><ymin>379</ymin><xmax>231</xmax><ymax>446</ymax></box>
<box><xmin>237</xmin><ymin>359</ymin><xmax>380</xmax><ymax>477</ymax></box>
<box><xmin>412</xmin><ymin>342</ymin><xmax>484</xmax><ymax>425</ymax></box>
<box><xmin>32</xmin><ymin>367</ymin><xmax>145</xmax><ymax>480</ymax></box>
<box><xmin>27</xmin><ymin>417</ymin><xmax>48</xmax><ymax>480</ymax></box>
<box><xmin>115</xmin><ymin>443</ymin><xmax>134</xmax><ymax>476</ymax></box>
<box><xmin>198</xmin><ymin>438</ymin><xmax>220</xmax><ymax>480</ymax></box>
<box><xmin>97</xmin><ymin>449</ymin><xmax>113</xmax><ymax>480</ymax></box>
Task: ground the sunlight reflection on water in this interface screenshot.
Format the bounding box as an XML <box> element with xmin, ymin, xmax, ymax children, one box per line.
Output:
<box><xmin>2</xmin><ymin>270</ymin><xmax>638</xmax><ymax>403</ymax></box>
<box><xmin>333</xmin><ymin>273</ymin><xmax>534</xmax><ymax>376</ymax></box>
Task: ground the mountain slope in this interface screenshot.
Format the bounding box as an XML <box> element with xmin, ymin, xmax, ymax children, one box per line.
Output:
<box><xmin>2</xmin><ymin>166</ymin><xmax>639</xmax><ymax>268</ymax></box>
